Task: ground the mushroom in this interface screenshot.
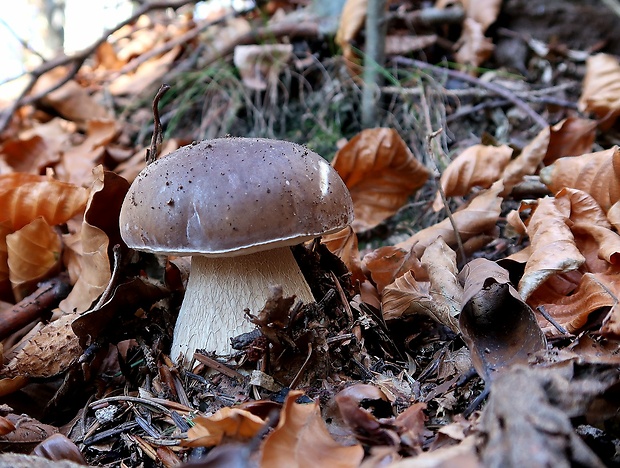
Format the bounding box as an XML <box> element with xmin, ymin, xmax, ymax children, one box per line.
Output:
<box><xmin>119</xmin><ymin>137</ymin><xmax>353</xmax><ymax>365</ymax></box>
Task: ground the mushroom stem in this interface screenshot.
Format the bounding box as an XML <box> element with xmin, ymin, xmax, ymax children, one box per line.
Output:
<box><xmin>171</xmin><ymin>246</ymin><xmax>315</xmax><ymax>365</ymax></box>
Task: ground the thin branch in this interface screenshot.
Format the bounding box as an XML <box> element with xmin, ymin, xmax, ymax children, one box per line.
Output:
<box><xmin>147</xmin><ymin>84</ymin><xmax>170</xmax><ymax>165</ymax></box>
<box><xmin>392</xmin><ymin>56</ymin><xmax>549</xmax><ymax>128</ymax></box>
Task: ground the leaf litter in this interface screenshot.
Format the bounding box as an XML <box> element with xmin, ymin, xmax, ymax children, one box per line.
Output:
<box><xmin>0</xmin><ymin>1</ymin><xmax>620</xmax><ymax>467</ymax></box>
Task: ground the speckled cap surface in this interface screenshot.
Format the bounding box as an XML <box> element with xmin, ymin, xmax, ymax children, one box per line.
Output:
<box><xmin>119</xmin><ymin>137</ymin><xmax>353</xmax><ymax>256</ymax></box>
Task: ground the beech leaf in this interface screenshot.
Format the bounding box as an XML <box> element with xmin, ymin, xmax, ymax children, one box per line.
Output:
<box><xmin>332</xmin><ymin>128</ymin><xmax>429</xmax><ymax>232</ymax></box>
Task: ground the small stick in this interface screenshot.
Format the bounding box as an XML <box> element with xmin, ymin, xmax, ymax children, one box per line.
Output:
<box><xmin>146</xmin><ymin>84</ymin><xmax>171</xmax><ymax>165</ymax></box>
<box><xmin>536</xmin><ymin>305</ymin><xmax>568</xmax><ymax>335</ymax></box>
<box><xmin>0</xmin><ymin>274</ymin><xmax>71</xmax><ymax>340</ymax></box>
<box><xmin>192</xmin><ymin>352</ymin><xmax>245</xmax><ymax>381</ymax></box>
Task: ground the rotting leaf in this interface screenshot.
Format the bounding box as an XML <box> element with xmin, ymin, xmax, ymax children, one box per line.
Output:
<box><xmin>60</xmin><ymin>166</ymin><xmax>129</xmax><ymax>314</ymax></box>
<box><xmin>458</xmin><ymin>258</ymin><xmax>546</xmax><ymax>382</ymax></box>
<box><xmin>545</xmin><ymin>117</ymin><xmax>597</xmax><ymax>165</ymax></box>
<box><xmin>0</xmin><ymin>173</ymin><xmax>89</xmax><ymax>231</ymax></box>
<box><xmin>364</xmin><ymin>245</ymin><xmax>425</xmax><ymax>293</ymax></box>
<box><xmin>332</xmin><ymin>128</ymin><xmax>429</xmax><ymax>233</ymax></box>
<box><xmin>382</xmin><ymin>271</ymin><xmax>432</xmax><ymax>321</ymax></box>
<box><xmin>519</xmin><ymin>196</ymin><xmax>585</xmax><ymax>300</ymax></box>
<box><xmin>183</xmin><ymin>407</ymin><xmax>265</xmax><ymax>447</ymax></box>
<box><xmin>540</xmin><ymin>146</ymin><xmax>620</xmax><ymax>212</ymax></box>
<box><xmin>261</xmin><ymin>390</ymin><xmax>364</xmax><ymax>468</ymax></box>
<box><xmin>6</xmin><ymin>217</ymin><xmax>62</xmax><ymax>301</ymax></box>
<box><xmin>432</xmin><ymin>144</ymin><xmax>512</xmax><ymax>211</ymax></box>
<box><xmin>0</xmin><ymin>413</ymin><xmax>58</xmax><ymax>453</ymax></box>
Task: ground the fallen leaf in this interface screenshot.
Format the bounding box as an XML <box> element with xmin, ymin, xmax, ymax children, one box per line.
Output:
<box><xmin>332</xmin><ymin>128</ymin><xmax>429</xmax><ymax>232</ymax></box>
<box><xmin>539</xmin><ymin>146</ymin><xmax>620</xmax><ymax>212</ymax></box>
<box><xmin>0</xmin><ymin>174</ymin><xmax>89</xmax><ymax>231</ymax></box>
<box><xmin>433</xmin><ymin>144</ymin><xmax>512</xmax><ymax>211</ymax></box>
<box><xmin>364</xmin><ymin>245</ymin><xmax>425</xmax><ymax>293</ymax></box>
<box><xmin>454</xmin><ymin>18</ymin><xmax>494</xmax><ymax>68</ymax></box>
<box><xmin>261</xmin><ymin>390</ymin><xmax>364</xmax><ymax>468</ymax></box>
<box><xmin>545</xmin><ymin>117</ymin><xmax>597</xmax><ymax>165</ymax></box>
<box><xmin>183</xmin><ymin>407</ymin><xmax>265</xmax><ymax>447</ymax></box>
<box><xmin>233</xmin><ymin>44</ymin><xmax>293</xmax><ymax>90</ymax></box>
<box><xmin>459</xmin><ymin>258</ymin><xmax>546</xmax><ymax>381</ymax></box>
<box><xmin>382</xmin><ymin>271</ymin><xmax>432</xmax><ymax>321</ymax></box>
<box><xmin>0</xmin><ymin>135</ymin><xmax>60</xmax><ymax>174</ymax></box>
<box><xmin>519</xmin><ymin>197</ymin><xmax>585</xmax><ymax>300</ymax></box>
<box><xmin>321</xmin><ymin>226</ymin><xmax>365</xmax><ymax>286</ymax></box>
<box><xmin>578</xmin><ymin>53</ymin><xmax>620</xmax><ymax>128</ymax></box>
<box><xmin>501</xmin><ymin>126</ymin><xmax>549</xmax><ymax>195</ymax></box>
<box><xmin>335</xmin><ymin>0</ymin><xmax>367</xmax><ymax>65</ymax></box>
<box><xmin>397</xmin><ymin>180</ymin><xmax>503</xmax><ymax>258</ymax></box>
<box><xmin>6</xmin><ymin>217</ymin><xmax>62</xmax><ymax>301</ymax></box>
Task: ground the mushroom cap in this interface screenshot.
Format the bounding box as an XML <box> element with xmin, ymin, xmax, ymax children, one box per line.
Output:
<box><xmin>119</xmin><ymin>137</ymin><xmax>354</xmax><ymax>256</ymax></box>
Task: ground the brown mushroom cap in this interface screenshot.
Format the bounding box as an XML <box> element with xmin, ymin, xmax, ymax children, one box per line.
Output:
<box><xmin>119</xmin><ymin>137</ymin><xmax>353</xmax><ymax>256</ymax></box>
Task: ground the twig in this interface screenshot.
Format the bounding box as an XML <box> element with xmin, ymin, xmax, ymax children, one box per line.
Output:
<box><xmin>0</xmin><ymin>0</ymin><xmax>198</xmax><ymax>133</ymax></box>
<box><xmin>147</xmin><ymin>84</ymin><xmax>170</xmax><ymax>165</ymax></box>
<box><xmin>0</xmin><ymin>274</ymin><xmax>71</xmax><ymax>340</ymax></box>
<box><xmin>392</xmin><ymin>56</ymin><xmax>548</xmax><ymax>128</ymax></box>
<box><xmin>193</xmin><ymin>352</ymin><xmax>245</xmax><ymax>380</ymax></box>
<box><xmin>536</xmin><ymin>305</ymin><xmax>568</xmax><ymax>335</ymax></box>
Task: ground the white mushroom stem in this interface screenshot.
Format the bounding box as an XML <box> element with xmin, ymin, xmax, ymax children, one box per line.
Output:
<box><xmin>170</xmin><ymin>246</ymin><xmax>315</xmax><ymax>365</ymax></box>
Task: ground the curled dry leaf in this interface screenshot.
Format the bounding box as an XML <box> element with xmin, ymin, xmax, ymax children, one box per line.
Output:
<box><xmin>335</xmin><ymin>0</ymin><xmax>367</xmax><ymax>65</ymax></box>
<box><xmin>363</xmin><ymin>245</ymin><xmax>425</xmax><ymax>293</ymax></box>
<box><xmin>3</xmin><ymin>313</ymin><xmax>82</xmax><ymax>378</ymax></box>
<box><xmin>454</xmin><ymin>18</ymin><xmax>494</xmax><ymax>67</ymax></box>
<box><xmin>578</xmin><ymin>53</ymin><xmax>620</xmax><ymax>127</ymax></box>
<box><xmin>555</xmin><ymin>187</ymin><xmax>610</xmax><ymax>228</ymax></box>
<box><xmin>459</xmin><ymin>258</ymin><xmax>546</xmax><ymax>382</ymax></box>
<box><xmin>432</xmin><ymin>144</ymin><xmax>512</xmax><ymax>211</ymax></box>
<box><xmin>0</xmin><ymin>173</ymin><xmax>89</xmax><ymax>231</ymax></box>
<box><xmin>545</xmin><ymin>117</ymin><xmax>597</xmax><ymax>165</ymax></box>
<box><xmin>60</xmin><ymin>166</ymin><xmax>129</xmax><ymax>314</ymax></box>
<box><xmin>500</xmin><ymin>126</ymin><xmax>549</xmax><ymax>196</ymax></box>
<box><xmin>398</xmin><ymin>180</ymin><xmax>504</xmax><ymax>258</ymax></box>
<box><xmin>0</xmin><ymin>221</ymin><xmax>12</xmax><ymax>301</ymax></box>
<box><xmin>519</xmin><ymin>196</ymin><xmax>585</xmax><ymax>300</ymax></box>
<box><xmin>332</xmin><ymin>128</ymin><xmax>429</xmax><ymax>232</ymax></box>
<box><xmin>0</xmin><ymin>135</ymin><xmax>60</xmax><ymax>174</ymax></box>
<box><xmin>0</xmin><ymin>413</ymin><xmax>58</xmax><ymax>451</ymax></box>
<box><xmin>608</xmin><ymin>201</ymin><xmax>620</xmax><ymax>231</ymax></box>
<box><xmin>183</xmin><ymin>407</ymin><xmax>265</xmax><ymax>447</ymax></box>
<box><xmin>321</xmin><ymin>226</ymin><xmax>365</xmax><ymax>286</ymax></box>
<box><xmin>540</xmin><ymin>146</ymin><xmax>620</xmax><ymax>212</ymax></box>
<box><xmin>382</xmin><ymin>271</ymin><xmax>431</xmax><ymax>321</ymax></box>
<box><xmin>261</xmin><ymin>390</ymin><xmax>364</xmax><ymax>468</ymax></box>
<box><xmin>6</xmin><ymin>217</ymin><xmax>62</xmax><ymax>301</ymax></box>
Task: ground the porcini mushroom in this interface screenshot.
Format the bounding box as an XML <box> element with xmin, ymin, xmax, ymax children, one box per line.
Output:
<box><xmin>119</xmin><ymin>138</ymin><xmax>353</xmax><ymax>365</ymax></box>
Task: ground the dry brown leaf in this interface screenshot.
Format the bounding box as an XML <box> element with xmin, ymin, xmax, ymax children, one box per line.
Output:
<box><xmin>436</xmin><ymin>0</ymin><xmax>501</xmax><ymax>31</ymax></box>
<box><xmin>33</xmin><ymin>68</ymin><xmax>110</xmax><ymax>124</ymax></box>
<box><xmin>0</xmin><ymin>174</ymin><xmax>89</xmax><ymax>231</ymax></box>
<box><xmin>529</xmin><ymin>272</ymin><xmax>615</xmax><ymax>335</ymax></box>
<box><xmin>454</xmin><ymin>18</ymin><xmax>494</xmax><ymax>68</ymax></box>
<box><xmin>545</xmin><ymin>117</ymin><xmax>597</xmax><ymax>165</ymax></box>
<box><xmin>335</xmin><ymin>0</ymin><xmax>367</xmax><ymax>64</ymax></box>
<box><xmin>363</xmin><ymin>245</ymin><xmax>425</xmax><ymax>293</ymax></box>
<box><xmin>60</xmin><ymin>166</ymin><xmax>129</xmax><ymax>314</ymax></box>
<box><xmin>539</xmin><ymin>146</ymin><xmax>620</xmax><ymax>212</ymax></box>
<box><xmin>556</xmin><ymin>187</ymin><xmax>610</xmax><ymax>228</ymax></box>
<box><xmin>6</xmin><ymin>217</ymin><xmax>62</xmax><ymax>301</ymax></box>
<box><xmin>608</xmin><ymin>201</ymin><xmax>620</xmax><ymax>231</ymax></box>
<box><xmin>397</xmin><ymin>180</ymin><xmax>504</xmax><ymax>258</ymax></box>
<box><xmin>578</xmin><ymin>54</ymin><xmax>620</xmax><ymax>127</ymax></box>
<box><xmin>385</xmin><ymin>35</ymin><xmax>437</xmax><ymax>55</ymax></box>
<box><xmin>433</xmin><ymin>144</ymin><xmax>512</xmax><ymax>211</ymax></box>
<box><xmin>0</xmin><ymin>135</ymin><xmax>60</xmax><ymax>174</ymax></box>
<box><xmin>3</xmin><ymin>313</ymin><xmax>82</xmax><ymax>378</ymax></box>
<box><xmin>0</xmin><ymin>221</ymin><xmax>12</xmax><ymax>301</ymax></box>
<box><xmin>601</xmin><ymin>301</ymin><xmax>620</xmax><ymax>338</ymax></box>
<box><xmin>519</xmin><ymin>197</ymin><xmax>585</xmax><ymax>300</ymax></box>
<box><xmin>332</xmin><ymin>128</ymin><xmax>429</xmax><ymax>232</ymax></box>
<box><xmin>261</xmin><ymin>390</ymin><xmax>364</xmax><ymax>468</ymax></box>
<box><xmin>382</xmin><ymin>271</ymin><xmax>431</xmax><ymax>321</ymax></box>
<box><xmin>573</xmin><ymin>223</ymin><xmax>620</xmax><ymax>266</ymax></box>
<box><xmin>501</xmin><ymin>126</ymin><xmax>550</xmax><ymax>195</ymax></box>
<box><xmin>459</xmin><ymin>258</ymin><xmax>546</xmax><ymax>381</ymax></box>
<box><xmin>321</xmin><ymin>226</ymin><xmax>365</xmax><ymax>286</ymax></box>
<box><xmin>183</xmin><ymin>407</ymin><xmax>265</xmax><ymax>447</ymax></box>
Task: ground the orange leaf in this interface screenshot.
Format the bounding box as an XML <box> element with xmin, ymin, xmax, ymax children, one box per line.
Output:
<box><xmin>518</xmin><ymin>197</ymin><xmax>585</xmax><ymax>300</ymax></box>
<box><xmin>321</xmin><ymin>226</ymin><xmax>365</xmax><ymax>286</ymax></box>
<box><xmin>363</xmin><ymin>245</ymin><xmax>425</xmax><ymax>293</ymax></box>
<box><xmin>578</xmin><ymin>54</ymin><xmax>620</xmax><ymax>127</ymax></box>
<box><xmin>382</xmin><ymin>271</ymin><xmax>432</xmax><ymax>321</ymax></box>
<box><xmin>6</xmin><ymin>217</ymin><xmax>62</xmax><ymax>301</ymax></box>
<box><xmin>454</xmin><ymin>18</ymin><xmax>494</xmax><ymax>67</ymax></box>
<box><xmin>545</xmin><ymin>117</ymin><xmax>596</xmax><ymax>165</ymax></box>
<box><xmin>0</xmin><ymin>221</ymin><xmax>11</xmax><ymax>301</ymax></box>
<box><xmin>183</xmin><ymin>407</ymin><xmax>265</xmax><ymax>447</ymax></box>
<box><xmin>335</xmin><ymin>0</ymin><xmax>367</xmax><ymax>65</ymax></box>
<box><xmin>433</xmin><ymin>144</ymin><xmax>512</xmax><ymax>211</ymax></box>
<box><xmin>540</xmin><ymin>146</ymin><xmax>620</xmax><ymax>212</ymax></box>
<box><xmin>0</xmin><ymin>174</ymin><xmax>89</xmax><ymax>231</ymax></box>
<box><xmin>261</xmin><ymin>390</ymin><xmax>364</xmax><ymax>468</ymax></box>
<box><xmin>501</xmin><ymin>126</ymin><xmax>549</xmax><ymax>195</ymax></box>
<box><xmin>555</xmin><ymin>187</ymin><xmax>610</xmax><ymax>227</ymax></box>
<box><xmin>0</xmin><ymin>135</ymin><xmax>60</xmax><ymax>174</ymax></box>
<box><xmin>397</xmin><ymin>180</ymin><xmax>503</xmax><ymax>258</ymax></box>
<box><xmin>332</xmin><ymin>128</ymin><xmax>429</xmax><ymax>232</ymax></box>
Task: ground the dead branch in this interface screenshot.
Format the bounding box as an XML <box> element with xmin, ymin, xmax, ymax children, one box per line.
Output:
<box><xmin>0</xmin><ymin>0</ymin><xmax>199</xmax><ymax>133</ymax></box>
